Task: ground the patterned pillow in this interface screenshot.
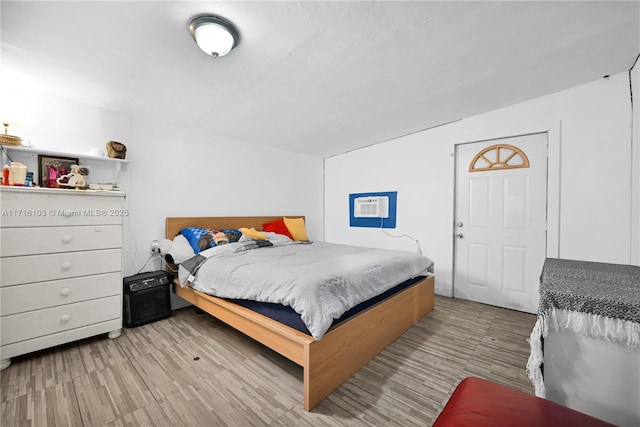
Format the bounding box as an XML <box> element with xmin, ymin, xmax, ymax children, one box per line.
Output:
<box><xmin>180</xmin><ymin>227</ymin><xmax>243</xmax><ymax>253</ymax></box>
<box><xmin>219</xmin><ymin>228</ymin><xmax>242</xmax><ymax>243</ymax></box>
<box><xmin>180</xmin><ymin>227</ymin><xmax>215</xmax><ymax>254</ymax></box>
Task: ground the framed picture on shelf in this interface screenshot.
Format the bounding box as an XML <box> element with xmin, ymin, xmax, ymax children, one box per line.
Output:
<box><xmin>38</xmin><ymin>155</ymin><xmax>79</xmax><ymax>188</ymax></box>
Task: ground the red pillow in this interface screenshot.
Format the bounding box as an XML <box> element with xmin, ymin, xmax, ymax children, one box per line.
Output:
<box><xmin>262</xmin><ymin>218</ymin><xmax>293</xmax><ymax>239</ymax></box>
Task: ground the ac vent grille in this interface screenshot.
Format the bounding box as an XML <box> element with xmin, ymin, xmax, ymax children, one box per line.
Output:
<box><xmin>354</xmin><ymin>196</ymin><xmax>389</xmax><ymax>218</ymax></box>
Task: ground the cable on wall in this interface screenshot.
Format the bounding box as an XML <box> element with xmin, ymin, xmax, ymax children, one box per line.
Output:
<box><xmin>629</xmin><ymin>52</ymin><xmax>639</xmax><ymax>149</ymax></box>
<box><xmin>379</xmin><ymin>217</ymin><xmax>423</xmax><ymax>255</ymax></box>
<box><xmin>629</xmin><ymin>52</ymin><xmax>640</xmax><ymax>263</ymax></box>
<box><xmin>629</xmin><ymin>52</ymin><xmax>640</xmax><ymax>109</ymax></box>
<box><xmin>1</xmin><ymin>145</ymin><xmax>15</xmax><ymax>164</ymax></box>
<box><xmin>136</xmin><ymin>252</ymin><xmax>161</xmax><ymax>274</ymax></box>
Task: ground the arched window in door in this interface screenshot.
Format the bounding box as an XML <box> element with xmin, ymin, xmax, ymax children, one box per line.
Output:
<box><xmin>469</xmin><ymin>144</ymin><xmax>530</xmax><ymax>172</ymax></box>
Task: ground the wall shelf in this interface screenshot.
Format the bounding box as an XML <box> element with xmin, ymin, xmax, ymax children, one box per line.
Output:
<box><xmin>1</xmin><ymin>145</ymin><xmax>131</xmax><ymax>186</ymax></box>
<box><xmin>1</xmin><ymin>145</ymin><xmax>131</xmax><ymax>165</ymax></box>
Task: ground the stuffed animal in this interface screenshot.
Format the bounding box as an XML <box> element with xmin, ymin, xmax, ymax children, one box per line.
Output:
<box><xmin>158</xmin><ymin>235</ymin><xmax>196</xmax><ymax>265</ymax></box>
<box><xmin>56</xmin><ymin>165</ymin><xmax>90</xmax><ymax>189</ymax></box>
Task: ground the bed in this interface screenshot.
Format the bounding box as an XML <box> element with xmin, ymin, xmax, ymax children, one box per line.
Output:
<box><xmin>166</xmin><ymin>216</ymin><xmax>435</xmax><ymax>411</ymax></box>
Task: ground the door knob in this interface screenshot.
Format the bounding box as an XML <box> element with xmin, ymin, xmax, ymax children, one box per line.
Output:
<box><xmin>456</xmin><ymin>233</ymin><xmax>464</xmax><ymax>239</ymax></box>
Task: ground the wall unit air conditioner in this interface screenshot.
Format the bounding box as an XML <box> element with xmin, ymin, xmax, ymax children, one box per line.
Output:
<box><xmin>354</xmin><ymin>196</ymin><xmax>389</xmax><ymax>218</ymax></box>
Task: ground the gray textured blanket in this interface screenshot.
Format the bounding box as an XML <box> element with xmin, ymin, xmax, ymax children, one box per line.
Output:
<box><xmin>527</xmin><ymin>258</ymin><xmax>640</xmax><ymax>397</ymax></box>
<box><xmin>179</xmin><ymin>241</ymin><xmax>433</xmax><ymax>340</ymax></box>
<box><xmin>539</xmin><ymin>258</ymin><xmax>640</xmax><ymax>323</ymax></box>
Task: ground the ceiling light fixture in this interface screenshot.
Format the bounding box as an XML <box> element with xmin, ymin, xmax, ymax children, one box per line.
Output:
<box><xmin>189</xmin><ymin>15</ymin><xmax>239</xmax><ymax>58</ymax></box>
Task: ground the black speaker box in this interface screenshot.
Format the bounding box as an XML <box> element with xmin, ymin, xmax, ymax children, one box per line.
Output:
<box><xmin>123</xmin><ymin>271</ymin><xmax>171</xmax><ymax>327</ymax></box>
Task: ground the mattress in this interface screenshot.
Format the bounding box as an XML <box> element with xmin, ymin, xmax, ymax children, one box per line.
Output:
<box><xmin>229</xmin><ymin>275</ymin><xmax>427</xmax><ymax>335</ymax></box>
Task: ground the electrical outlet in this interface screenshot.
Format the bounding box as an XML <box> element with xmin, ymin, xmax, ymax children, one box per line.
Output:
<box><xmin>150</xmin><ymin>240</ymin><xmax>160</xmax><ymax>254</ymax></box>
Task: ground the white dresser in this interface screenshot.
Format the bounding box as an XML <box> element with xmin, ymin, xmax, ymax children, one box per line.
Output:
<box><xmin>0</xmin><ymin>186</ymin><xmax>126</xmax><ymax>370</ymax></box>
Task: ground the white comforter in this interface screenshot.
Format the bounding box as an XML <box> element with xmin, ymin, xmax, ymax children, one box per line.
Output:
<box><xmin>179</xmin><ymin>241</ymin><xmax>433</xmax><ymax>340</ymax></box>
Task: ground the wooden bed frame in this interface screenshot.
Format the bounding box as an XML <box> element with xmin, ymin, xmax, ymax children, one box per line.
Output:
<box><xmin>166</xmin><ymin>216</ymin><xmax>435</xmax><ymax>411</ymax></box>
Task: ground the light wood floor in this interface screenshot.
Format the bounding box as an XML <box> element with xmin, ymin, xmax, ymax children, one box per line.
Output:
<box><xmin>1</xmin><ymin>295</ymin><xmax>536</xmax><ymax>426</ymax></box>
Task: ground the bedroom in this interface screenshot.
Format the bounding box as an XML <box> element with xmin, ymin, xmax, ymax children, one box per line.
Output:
<box><xmin>1</xmin><ymin>1</ymin><xmax>639</xmax><ymax>426</ymax></box>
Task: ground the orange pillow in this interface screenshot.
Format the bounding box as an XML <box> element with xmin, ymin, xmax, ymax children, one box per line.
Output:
<box><xmin>239</xmin><ymin>227</ymin><xmax>267</xmax><ymax>240</ymax></box>
<box><xmin>283</xmin><ymin>217</ymin><xmax>309</xmax><ymax>241</ymax></box>
<box><xmin>262</xmin><ymin>218</ymin><xmax>293</xmax><ymax>239</ymax></box>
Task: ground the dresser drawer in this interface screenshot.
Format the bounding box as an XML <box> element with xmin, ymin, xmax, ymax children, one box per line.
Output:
<box><xmin>1</xmin><ymin>272</ymin><xmax>121</xmax><ymax>316</ymax></box>
<box><xmin>1</xmin><ymin>295</ymin><xmax>121</xmax><ymax>346</ymax></box>
<box><xmin>1</xmin><ymin>188</ymin><xmax>125</xmax><ymax>227</ymax></box>
<box><xmin>0</xmin><ymin>225</ymin><xmax>122</xmax><ymax>256</ymax></box>
<box><xmin>1</xmin><ymin>249</ymin><xmax>121</xmax><ymax>286</ymax></box>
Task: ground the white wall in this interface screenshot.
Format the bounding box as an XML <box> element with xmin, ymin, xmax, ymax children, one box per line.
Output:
<box><xmin>631</xmin><ymin>62</ymin><xmax>639</xmax><ymax>265</ymax></box>
<box><xmin>123</xmin><ymin>116</ymin><xmax>324</xmax><ymax>276</ymax></box>
<box><xmin>14</xmin><ymin>92</ymin><xmax>324</xmax><ymax>278</ymax></box>
<box><xmin>325</xmin><ymin>71</ymin><xmax>635</xmax><ymax>296</ymax></box>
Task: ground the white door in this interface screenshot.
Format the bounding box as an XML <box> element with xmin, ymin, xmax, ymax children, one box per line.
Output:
<box><xmin>454</xmin><ymin>133</ymin><xmax>548</xmax><ymax>313</ymax></box>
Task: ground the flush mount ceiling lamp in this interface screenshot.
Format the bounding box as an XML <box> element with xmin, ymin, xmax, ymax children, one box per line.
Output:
<box><xmin>189</xmin><ymin>15</ymin><xmax>239</xmax><ymax>58</ymax></box>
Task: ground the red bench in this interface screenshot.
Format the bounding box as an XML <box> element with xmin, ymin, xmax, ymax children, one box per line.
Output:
<box><xmin>432</xmin><ymin>377</ymin><xmax>615</xmax><ymax>427</ymax></box>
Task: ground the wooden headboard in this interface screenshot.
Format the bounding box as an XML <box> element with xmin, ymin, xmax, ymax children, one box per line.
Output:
<box><xmin>165</xmin><ymin>216</ymin><xmax>304</xmax><ymax>239</ymax></box>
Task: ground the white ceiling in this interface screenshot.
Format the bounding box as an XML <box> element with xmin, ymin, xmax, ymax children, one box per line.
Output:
<box><xmin>2</xmin><ymin>1</ymin><xmax>639</xmax><ymax>158</ymax></box>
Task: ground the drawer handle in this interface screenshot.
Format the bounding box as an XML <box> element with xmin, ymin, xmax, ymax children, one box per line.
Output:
<box><xmin>61</xmin><ymin>288</ymin><xmax>71</xmax><ymax>297</ymax></box>
<box><xmin>61</xmin><ymin>261</ymin><xmax>72</xmax><ymax>270</ymax></box>
<box><xmin>62</xmin><ymin>235</ymin><xmax>73</xmax><ymax>243</ymax></box>
<box><xmin>60</xmin><ymin>314</ymin><xmax>70</xmax><ymax>323</ymax></box>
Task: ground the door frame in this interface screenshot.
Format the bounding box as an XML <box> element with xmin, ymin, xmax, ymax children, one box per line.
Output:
<box><xmin>452</xmin><ymin>123</ymin><xmax>561</xmax><ymax>298</ymax></box>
